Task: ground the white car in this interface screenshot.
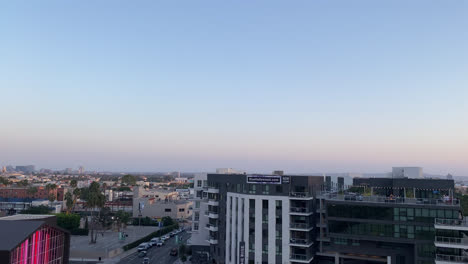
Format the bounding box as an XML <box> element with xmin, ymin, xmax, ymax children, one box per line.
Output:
<box><xmin>137</xmin><ymin>243</ymin><xmax>150</xmax><ymax>251</ymax></box>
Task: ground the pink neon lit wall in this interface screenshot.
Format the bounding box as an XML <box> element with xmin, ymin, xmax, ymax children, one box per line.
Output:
<box><xmin>9</xmin><ymin>225</ymin><xmax>65</xmax><ymax>264</ymax></box>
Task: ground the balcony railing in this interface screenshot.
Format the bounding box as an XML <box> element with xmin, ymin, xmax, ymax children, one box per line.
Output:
<box><xmin>320</xmin><ymin>193</ymin><xmax>460</xmax><ymax>206</ymax></box>
<box><xmin>290</xmin><ymin>253</ymin><xmax>313</xmax><ymax>261</ymax></box>
<box><xmin>290</xmin><ymin>207</ymin><xmax>312</xmax><ymax>214</ymax></box>
<box><xmin>436</xmin><ymin>254</ymin><xmax>468</xmax><ymax>263</ymax></box>
<box><xmin>290</xmin><ymin>192</ymin><xmax>313</xmax><ymax>198</ymax></box>
<box><xmin>435</xmin><ymin>218</ymin><xmax>468</xmax><ymax>227</ymax></box>
<box><xmin>290</xmin><ymin>238</ymin><xmax>313</xmax><ymax>246</ymax></box>
<box><xmin>290</xmin><ymin>223</ymin><xmax>313</xmax><ymax>229</ymax></box>
<box><xmin>435</xmin><ymin>236</ymin><xmax>468</xmax><ymax>245</ymax></box>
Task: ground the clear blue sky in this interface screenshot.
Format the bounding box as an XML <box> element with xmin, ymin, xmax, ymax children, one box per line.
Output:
<box><xmin>1</xmin><ymin>1</ymin><xmax>467</xmax><ymax>175</ymax></box>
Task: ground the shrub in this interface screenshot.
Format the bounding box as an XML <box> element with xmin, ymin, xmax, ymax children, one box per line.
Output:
<box><xmin>71</xmin><ymin>228</ymin><xmax>89</xmax><ymax>236</ymax></box>
<box><xmin>56</xmin><ymin>213</ymin><xmax>80</xmax><ymax>231</ymax></box>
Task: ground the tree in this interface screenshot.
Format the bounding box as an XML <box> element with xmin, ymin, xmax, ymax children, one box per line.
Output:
<box><xmin>18</xmin><ymin>180</ymin><xmax>29</xmax><ymax>187</ymax></box>
<box><xmin>46</xmin><ymin>183</ymin><xmax>57</xmax><ymax>201</ymax></box>
<box><xmin>115</xmin><ymin>210</ymin><xmax>131</xmax><ymax>231</ymax></box>
<box><xmin>121</xmin><ymin>174</ymin><xmax>137</xmax><ymax>186</ymax></box>
<box><xmin>83</xmin><ymin>181</ymin><xmax>106</xmax><ymax>243</ymax></box>
<box><xmin>65</xmin><ymin>192</ymin><xmax>73</xmax><ymax>214</ymax></box>
<box><xmin>117</xmin><ymin>186</ymin><xmax>131</xmax><ymax>192</ymax></box>
<box><xmin>20</xmin><ymin>205</ymin><xmax>53</xmax><ymax>214</ymax></box>
<box><xmin>27</xmin><ymin>186</ymin><xmax>38</xmax><ymax>196</ymax></box>
<box><xmin>70</xmin><ymin>179</ymin><xmax>78</xmax><ymax>188</ymax></box>
<box><xmin>48</xmin><ymin>194</ymin><xmax>56</xmax><ymax>202</ymax></box>
<box><xmin>71</xmin><ymin>188</ymin><xmax>81</xmax><ymax>212</ymax></box>
<box><xmin>56</xmin><ymin>213</ymin><xmax>80</xmax><ymax>231</ymax></box>
<box><xmin>161</xmin><ymin>216</ymin><xmax>176</xmax><ymax>227</ymax></box>
<box><xmin>0</xmin><ymin>177</ymin><xmax>10</xmax><ymax>186</ymax></box>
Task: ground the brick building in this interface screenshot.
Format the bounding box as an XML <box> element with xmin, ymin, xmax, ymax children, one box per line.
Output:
<box><xmin>0</xmin><ymin>187</ymin><xmax>65</xmax><ymax>201</ymax></box>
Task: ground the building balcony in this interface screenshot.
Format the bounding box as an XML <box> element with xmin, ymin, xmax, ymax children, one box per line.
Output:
<box><xmin>319</xmin><ymin>193</ymin><xmax>460</xmax><ymax>207</ymax></box>
<box><xmin>290</xmin><ymin>223</ymin><xmax>314</xmax><ymax>231</ymax></box>
<box><xmin>316</xmin><ymin>208</ymin><xmax>325</xmax><ymax>213</ymax></box>
<box><xmin>206</xmin><ymin>188</ymin><xmax>219</xmax><ymax>194</ymax></box>
<box><xmin>289</xmin><ymin>253</ymin><xmax>314</xmax><ymax>263</ymax></box>
<box><xmin>205</xmin><ymin>224</ymin><xmax>218</xmax><ymax>232</ymax></box>
<box><xmin>435</xmin><ymin>254</ymin><xmax>468</xmax><ymax>264</ymax></box>
<box><xmin>290</xmin><ymin>207</ymin><xmax>313</xmax><ymax>215</ymax></box>
<box><xmin>316</xmin><ymin>222</ymin><xmax>326</xmax><ymax>228</ymax></box>
<box><xmin>435</xmin><ymin>218</ymin><xmax>468</xmax><ymax>231</ymax></box>
<box><xmin>207</xmin><ymin>200</ymin><xmax>219</xmax><ymax>206</ymax></box>
<box><xmin>207</xmin><ymin>238</ymin><xmax>218</xmax><ymax>244</ymax></box>
<box><xmin>208</xmin><ymin>211</ymin><xmax>219</xmax><ymax>219</ymax></box>
<box><xmin>289</xmin><ymin>238</ymin><xmax>314</xmax><ymax>247</ymax></box>
<box><xmin>435</xmin><ymin>236</ymin><xmax>468</xmax><ymax>249</ymax></box>
<box><xmin>289</xmin><ymin>192</ymin><xmax>314</xmax><ymax>200</ymax></box>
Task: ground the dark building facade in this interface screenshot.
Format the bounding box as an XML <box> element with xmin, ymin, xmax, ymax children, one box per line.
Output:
<box><xmin>316</xmin><ymin>178</ymin><xmax>461</xmax><ymax>264</ymax></box>
<box><xmin>0</xmin><ymin>215</ymin><xmax>70</xmax><ymax>264</ymax></box>
<box><xmin>190</xmin><ymin>173</ymin><xmax>463</xmax><ymax>264</ymax></box>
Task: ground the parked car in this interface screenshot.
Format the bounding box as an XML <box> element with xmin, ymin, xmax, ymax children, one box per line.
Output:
<box><xmin>170</xmin><ymin>248</ymin><xmax>178</xmax><ymax>256</ymax></box>
<box><xmin>156</xmin><ymin>240</ymin><xmax>164</xmax><ymax>247</ymax></box>
<box><xmin>162</xmin><ymin>235</ymin><xmax>170</xmax><ymax>240</ymax></box>
<box><xmin>142</xmin><ymin>257</ymin><xmax>150</xmax><ymax>264</ymax></box>
<box><xmin>138</xmin><ymin>251</ymin><xmax>147</xmax><ymax>257</ymax></box>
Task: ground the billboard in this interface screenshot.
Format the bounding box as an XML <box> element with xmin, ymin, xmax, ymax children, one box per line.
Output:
<box><xmin>246</xmin><ymin>175</ymin><xmax>282</xmax><ymax>184</ymax></box>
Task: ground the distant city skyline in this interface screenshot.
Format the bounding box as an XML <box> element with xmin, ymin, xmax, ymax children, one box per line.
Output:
<box><xmin>1</xmin><ymin>1</ymin><xmax>467</xmax><ymax>175</ymax></box>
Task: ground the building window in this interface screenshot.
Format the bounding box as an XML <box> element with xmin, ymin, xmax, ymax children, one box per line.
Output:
<box><xmin>194</xmin><ymin>223</ymin><xmax>199</xmax><ymax>230</ymax></box>
<box><xmin>194</xmin><ymin>212</ymin><xmax>199</xmax><ymax>221</ymax></box>
<box><xmin>249</xmin><ymin>185</ymin><xmax>256</xmax><ymax>194</ymax></box>
<box><xmin>165</xmin><ymin>208</ymin><xmax>171</xmax><ymax>212</ymax></box>
<box><xmin>262</xmin><ymin>185</ymin><xmax>270</xmax><ymax>195</ymax></box>
<box><xmin>195</xmin><ymin>201</ymin><xmax>200</xmax><ymax>208</ymax></box>
<box><xmin>276</xmin><ymin>244</ymin><xmax>282</xmax><ymax>256</ymax></box>
<box><xmin>197</xmin><ymin>180</ymin><xmax>202</xmax><ymax>187</ymax></box>
<box><xmin>276</xmin><ymin>185</ymin><xmax>282</xmax><ymax>193</ymax></box>
<box><xmin>179</xmin><ymin>208</ymin><xmax>185</xmax><ymax>212</ymax></box>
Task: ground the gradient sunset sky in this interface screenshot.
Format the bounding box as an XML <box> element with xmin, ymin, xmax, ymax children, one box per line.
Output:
<box><xmin>1</xmin><ymin>1</ymin><xmax>467</xmax><ymax>175</ymax></box>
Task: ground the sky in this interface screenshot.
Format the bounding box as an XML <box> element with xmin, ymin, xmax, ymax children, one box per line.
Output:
<box><xmin>0</xmin><ymin>1</ymin><xmax>467</xmax><ymax>175</ymax></box>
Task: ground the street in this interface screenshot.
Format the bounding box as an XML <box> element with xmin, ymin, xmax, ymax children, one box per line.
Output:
<box><xmin>117</xmin><ymin>232</ymin><xmax>191</xmax><ymax>264</ymax></box>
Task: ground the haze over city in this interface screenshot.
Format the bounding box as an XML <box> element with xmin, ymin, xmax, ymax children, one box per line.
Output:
<box><xmin>1</xmin><ymin>1</ymin><xmax>467</xmax><ymax>175</ymax></box>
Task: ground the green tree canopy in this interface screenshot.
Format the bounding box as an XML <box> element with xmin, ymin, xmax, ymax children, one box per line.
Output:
<box><xmin>56</xmin><ymin>213</ymin><xmax>80</xmax><ymax>231</ymax></box>
<box><xmin>20</xmin><ymin>205</ymin><xmax>53</xmax><ymax>214</ymax></box>
<box><xmin>121</xmin><ymin>174</ymin><xmax>137</xmax><ymax>186</ymax></box>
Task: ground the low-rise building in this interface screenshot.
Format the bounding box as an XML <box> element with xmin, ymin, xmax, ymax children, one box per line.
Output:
<box><xmin>0</xmin><ymin>214</ymin><xmax>70</xmax><ymax>264</ymax></box>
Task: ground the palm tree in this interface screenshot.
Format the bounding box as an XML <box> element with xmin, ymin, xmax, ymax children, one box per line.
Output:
<box><xmin>46</xmin><ymin>183</ymin><xmax>57</xmax><ymax>202</ymax></box>
<box><xmin>85</xmin><ymin>182</ymin><xmax>106</xmax><ymax>243</ymax></box>
<box><xmin>27</xmin><ymin>186</ymin><xmax>38</xmax><ymax>197</ymax></box>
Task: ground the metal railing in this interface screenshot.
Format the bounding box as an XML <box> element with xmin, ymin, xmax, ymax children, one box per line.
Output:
<box><xmin>290</xmin><ymin>192</ymin><xmax>313</xmax><ymax>198</ymax></box>
<box><xmin>320</xmin><ymin>193</ymin><xmax>460</xmax><ymax>206</ymax></box>
<box><xmin>290</xmin><ymin>238</ymin><xmax>313</xmax><ymax>245</ymax></box>
<box><xmin>290</xmin><ymin>223</ymin><xmax>313</xmax><ymax>229</ymax></box>
<box><xmin>435</xmin><ymin>236</ymin><xmax>468</xmax><ymax>245</ymax></box>
<box><xmin>436</xmin><ymin>254</ymin><xmax>468</xmax><ymax>263</ymax></box>
<box><xmin>290</xmin><ymin>207</ymin><xmax>312</xmax><ymax>213</ymax></box>
<box><xmin>290</xmin><ymin>254</ymin><xmax>312</xmax><ymax>260</ymax></box>
<box><xmin>435</xmin><ymin>218</ymin><xmax>468</xmax><ymax>227</ymax></box>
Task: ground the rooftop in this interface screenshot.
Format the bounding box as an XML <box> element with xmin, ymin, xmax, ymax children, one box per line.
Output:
<box><xmin>0</xmin><ymin>220</ymin><xmax>44</xmax><ymax>251</ymax></box>
<box><xmin>0</xmin><ymin>214</ymin><xmax>54</xmax><ymax>221</ymax></box>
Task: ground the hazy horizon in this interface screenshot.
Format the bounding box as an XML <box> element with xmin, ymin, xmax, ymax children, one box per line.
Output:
<box><xmin>1</xmin><ymin>1</ymin><xmax>467</xmax><ymax>175</ymax></box>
